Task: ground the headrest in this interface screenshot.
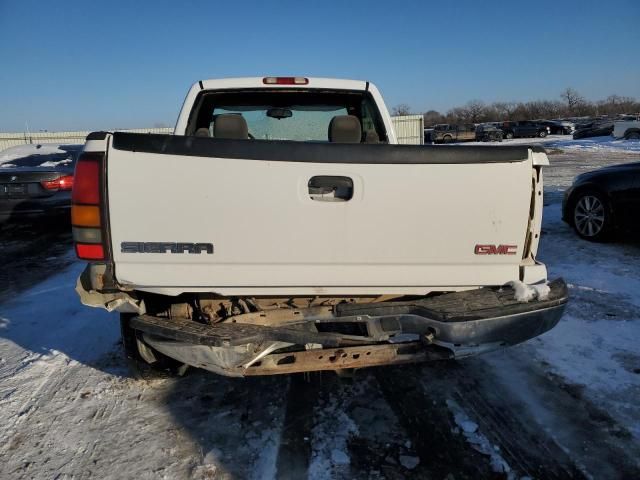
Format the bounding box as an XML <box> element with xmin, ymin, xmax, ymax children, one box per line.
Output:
<box><xmin>328</xmin><ymin>115</ymin><xmax>362</xmax><ymax>143</ymax></box>
<box><xmin>214</xmin><ymin>114</ymin><xmax>248</xmax><ymax>140</ymax></box>
<box><xmin>194</xmin><ymin>128</ymin><xmax>210</xmax><ymax>137</ymax></box>
<box><xmin>364</xmin><ymin>130</ymin><xmax>380</xmax><ymax>143</ymax></box>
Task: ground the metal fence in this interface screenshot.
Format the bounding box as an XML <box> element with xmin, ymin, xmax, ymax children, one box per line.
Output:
<box><xmin>1</xmin><ymin>115</ymin><xmax>424</xmax><ymax>151</ymax></box>
<box><xmin>0</xmin><ymin>128</ymin><xmax>174</xmax><ymax>151</ymax></box>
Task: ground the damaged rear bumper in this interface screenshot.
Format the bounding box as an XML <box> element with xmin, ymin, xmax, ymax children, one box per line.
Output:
<box><xmin>130</xmin><ymin>278</ymin><xmax>568</xmax><ymax>377</ymax></box>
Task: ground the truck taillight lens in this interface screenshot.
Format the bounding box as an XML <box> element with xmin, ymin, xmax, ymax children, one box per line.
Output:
<box><xmin>41</xmin><ymin>175</ymin><xmax>74</xmax><ymax>191</ymax></box>
<box><xmin>75</xmin><ymin>244</ymin><xmax>105</xmax><ymax>260</ymax></box>
<box><xmin>71</xmin><ymin>205</ymin><xmax>101</xmax><ymax>227</ymax></box>
<box><xmin>262</xmin><ymin>77</ymin><xmax>308</xmax><ymax>85</ymax></box>
<box><xmin>72</xmin><ymin>152</ymin><xmax>108</xmax><ymax>261</ymax></box>
<box><xmin>72</xmin><ymin>158</ymin><xmax>100</xmax><ymax>204</ymax></box>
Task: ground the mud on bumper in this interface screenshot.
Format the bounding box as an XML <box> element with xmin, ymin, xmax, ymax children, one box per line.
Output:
<box><xmin>130</xmin><ymin>279</ymin><xmax>568</xmax><ymax>377</ymax></box>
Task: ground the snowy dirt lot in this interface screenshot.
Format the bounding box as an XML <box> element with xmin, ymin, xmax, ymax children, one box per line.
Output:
<box><xmin>1</xmin><ymin>147</ymin><xmax>640</xmax><ymax>479</ymax></box>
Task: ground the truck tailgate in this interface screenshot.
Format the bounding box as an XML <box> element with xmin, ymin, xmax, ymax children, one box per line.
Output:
<box><xmin>106</xmin><ymin>133</ymin><xmax>536</xmax><ymax>295</ymax></box>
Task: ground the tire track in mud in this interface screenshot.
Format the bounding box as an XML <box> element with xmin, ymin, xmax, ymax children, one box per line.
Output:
<box><xmin>275</xmin><ymin>371</ymin><xmax>420</xmax><ymax>479</ymax></box>
<box><xmin>375</xmin><ymin>363</ymin><xmax>499</xmax><ymax>479</ymax></box>
<box><xmin>482</xmin><ymin>350</ymin><xmax>640</xmax><ymax>479</ymax></box>
<box><xmin>375</xmin><ymin>361</ymin><xmax>587</xmax><ymax>480</ymax></box>
<box><xmin>275</xmin><ymin>373</ymin><xmax>320</xmax><ymax>480</ymax></box>
<box><xmin>446</xmin><ymin>367</ymin><xmax>585</xmax><ymax>479</ymax></box>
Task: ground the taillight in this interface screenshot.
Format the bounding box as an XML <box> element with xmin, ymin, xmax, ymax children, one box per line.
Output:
<box><xmin>75</xmin><ymin>244</ymin><xmax>105</xmax><ymax>260</ymax></box>
<box><xmin>262</xmin><ymin>77</ymin><xmax>308</xmax><ymax>85</ymax></box>
<box><xmin>71</xmin><ymin>152</ymin><xmax>108</xmax><ymax>261</ymax></box>
<box><xmin>72</xmin><ymin>159</ymin><xmax>100</xmax><ymax>204</ymax></box>
<box><xmin>41</xmin><ymin>175</ymin><xmax>74</xmax><ymax>191</ymax></box>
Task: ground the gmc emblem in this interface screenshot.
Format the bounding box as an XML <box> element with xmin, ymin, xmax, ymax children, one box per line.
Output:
<box><xmin>474</xmin><ymin>244</ymin><xmax>518</xmax><ymax>255</ymax></box>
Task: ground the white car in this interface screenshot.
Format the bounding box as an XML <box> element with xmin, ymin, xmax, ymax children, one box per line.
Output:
<box><xmin>613</xmin><ymin>120</ymin><xmax>640</xmax><ymax>140</ymax></box>
<box><xmin>73</xmin><ymin>77</ymin><xmax>567</xmax><ymax>377</ymax></box>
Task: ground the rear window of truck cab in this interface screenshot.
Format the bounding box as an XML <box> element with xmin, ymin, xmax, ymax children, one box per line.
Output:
<box><xmin>187</xmin><ymin>89</ymin><xmax>388</xmax><ymax>143</ymax></box>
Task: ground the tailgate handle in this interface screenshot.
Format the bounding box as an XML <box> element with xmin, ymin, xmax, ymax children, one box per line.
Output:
<box><xmin>308</xmin><ymin>176</ymin><xmax>353</xmax><ymax>202</ymax></box>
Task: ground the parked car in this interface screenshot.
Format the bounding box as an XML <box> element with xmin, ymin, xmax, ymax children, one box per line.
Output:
<box><xmin>424</xmin><ymin>128</ymin><xmax>435</xmax><ymax>144</ymax></box>
<box><xmin>475</xmin><ymin>124</ymin><xmax>503</xmax><ymax>142</ymax></box>
<box><xmin>74</xmin><ymin>76</ymin><xmax>567</xmax><ymax>378</ymax></box>
<box><xmin>562</xmin><ymin>161</ymin><xmax>640</xmax><ymax>241</ymax></box>
<box><xmin>613</xmin><ymin>120</ymin><xmax>640</xmax><ymax>140</ymax></box>
<box><xmin>500</xmin><ymin>121</ymin><xmax>549</xmax><ymax>139</ymax></box>
<box><xmin>572</xmin><ymin>121</ymin><xmax>614</xmax><ymax>139</ymax></box>
<box><xmin>538</xmin><ymin>120</ymin><xmax>575</xmax><ymax>135</ymax></box>
<box><xmin>431</xmin><ymin>123</ymin><xmax>476</xmax><ymax>143</ymax></box>
<box><xmin>0</xmin><ymin>143</ymin><xmax>82</xmax><ymax>223</ymax></box>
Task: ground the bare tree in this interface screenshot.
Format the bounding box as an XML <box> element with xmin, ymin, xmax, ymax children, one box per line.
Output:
<box><xmin>491</xmin><ymin>102</ymin><xmax>518</xmax><ymax>120</ymax></box>
<box><xmin>428</xmin><ymin>91</ymin><xmax>637</xmax><ymax>125</ymax></box>
<box><xmin>445</xmin><ymin>106</ymin><xmax>467</xmax><ymax>124</ymax></box>
<box><xmin>463</xmin><ymin>100</ymin><xmax>487</xmax><ymax>123</ymax></box>
<box><xmin>391</xmin><ymin>104</ymin><xmax>411</xmax><ymax>116</ymax></box>
<box><xmin>597</xmin><ymin>95</ymin><xmax>639</xmax><ymax>115</ymax></box>
<box><xmin>560</xmin><ymin>88</ymin><xmax>585</xmax><ymax>113</ymax></box>
<box><xmin>522</xmin><ymin>100</ymin><xmax>564</xmax><ymax>120</ymax></box>
<box><xmin>423</xmin><ymin>110</ymin><xmax>444</xmax><ymax>126</ymax></box>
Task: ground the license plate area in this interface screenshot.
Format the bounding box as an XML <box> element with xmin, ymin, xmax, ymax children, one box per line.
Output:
<box><xmin>1</xmin><ymin>183</ymin><xmax>27</xmax><ymax>197</ymax></box>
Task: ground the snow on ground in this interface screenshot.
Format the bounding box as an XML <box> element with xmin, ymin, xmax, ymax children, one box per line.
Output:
<box><xmin>456</xmin><ymin>133</ymin><xmax>640</xmax><ymax>154</ymax></box>
<box><xmin>0</xmin><ymin>263</ymin><xmax>291</xmax><ymax>479</ymax></box>
<box><xmin>446</xmin><ymin>399</ymin><xmax>514</xmax><ymax>478</ymax></box>
<box><xmin>458</xmin><ymin>133</ymin><xmax>566</xmax><ymax>147</ymax></box>
<box><xmin>308</xmin><ymin>384</ymin><xmax>359</xmax><ymax>479</ymax></box>
<box><xmin>547</xmin><ymin>135</ymin><xmax>640</xmax><ymax>153</ymax></box>
<box><xmin>528</xmin><ymin>202</ymin><xmax>640</xmax><ymax>439</ymax></box>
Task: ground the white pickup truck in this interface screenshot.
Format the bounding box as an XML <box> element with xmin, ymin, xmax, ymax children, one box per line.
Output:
<box><xmin>613</xmin><ymin>120</ymin><xmax>640</xmax><ymax>140</ymax></box>
<box><xmin>74</xmin><ymin>77</ymin><xmax>567</xmax><ymax>377</ymax></box>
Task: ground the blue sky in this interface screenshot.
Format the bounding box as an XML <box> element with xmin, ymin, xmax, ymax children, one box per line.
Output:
<box><xmin>1</xmin><ymin>0</ymin><xmax>638</xmax><ymax>131</ymax></box>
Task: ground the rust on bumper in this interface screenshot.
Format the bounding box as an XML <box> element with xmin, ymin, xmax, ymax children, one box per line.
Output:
<box><xmin>134</xmin><ymin>278</ymin><xmax>568</xmax><ymax>377</ymax></box>
<box><xmin>241</xmin><ymin>343</ymin><xmax>451</xmax><ymax>376</ymax></box>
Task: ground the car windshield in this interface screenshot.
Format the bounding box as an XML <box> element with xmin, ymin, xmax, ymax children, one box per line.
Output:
<box><xmin>212</xmin><ymin>105</ymin><xmax>348</xmax><ymax>141</ymax></box>
<box><xmin>0</xmin><ymin>144</ymin><xmax>82</xmax><ymax>169</ymax></box>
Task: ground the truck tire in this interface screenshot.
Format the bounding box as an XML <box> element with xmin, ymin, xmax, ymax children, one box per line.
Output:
<box><xmin>625</xmin><ymin>131</ymin><xmax>640</xmax><ymax>140</ymax></box>
<box><xmin>120</xmin><ymin>313</ymin><xmax>187</xmax><ymax>379</ymax></box>
<box><xmin>443</xmin><ymin>134</ymin><xmax>453</xmax><ymax>143</ymax></box>
<box><xmin>570</xmin><ymin>190</ymin><xmax>612</xmax><ymax>242</ymax></box>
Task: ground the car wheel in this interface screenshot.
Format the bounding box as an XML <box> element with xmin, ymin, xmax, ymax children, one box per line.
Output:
<box><xmin>505</xmin><ymin>132</ymin><xmax>514</xmax><ymax>139</ymax></box>
<box><xmin>443</xmin><ymin>135</ymin><xmax>453</xmax><ymax>143</ymax></box>
<box><xmin>539</xmin><ymin>130</ymin><xmax>547</xmax><ymax>138</ymax></box>
<box><xmin>625</xmin><ymin>131</ymin><xmax>640</xmax><ymax>140</ymax></box>
<box><xmin>120</xmin><ymin>313</ymin><xmax>187</xmax><ymax>379</ymax></box>
<box><xmin>572</xmin><ymin>191</ymin><xmax>611</xmax><ymax>241</ymax></box>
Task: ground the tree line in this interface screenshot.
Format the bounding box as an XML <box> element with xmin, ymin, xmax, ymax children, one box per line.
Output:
<box><xmin>391</xmin><ymin>88</ymin><xmax>640</xmax><ymax>126</ymax></box>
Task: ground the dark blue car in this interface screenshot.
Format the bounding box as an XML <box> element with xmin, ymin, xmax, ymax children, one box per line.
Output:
<box><xmin>563</xmin><ymin>161</ymin><xmax>640</xmax><ymax>241</ymax></box>
<box><xmin>0</xmin><ymin>144</ymin><xmax>82</xmax><ymax>223</ymax></box>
